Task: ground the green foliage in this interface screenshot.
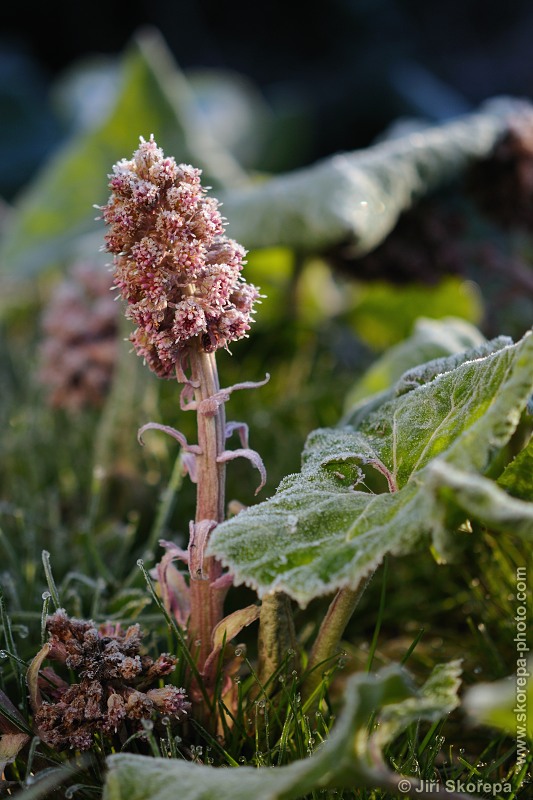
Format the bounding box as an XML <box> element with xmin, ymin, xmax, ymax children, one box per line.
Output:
<box><xmin>1</xmin><ymin>40</ymin><xmax>533</xmax><ymax>797</ymax></box>
<box><xmin>103</xmin><ymin>663</ymin><xmax>462</xmax><ymax>800</ymax></box>
<box><xmin>210</xmin><ymin>332</ymin><xmax>533</xmax><ymax>605</ymax></box>
<box><xmin>464</xmin><ymin>665</ymin><xmax>533</xmax><ymax>738</ymax></box>
<box><xmin>345</xmin><ymin>278</ymin><xmax>483</xmax><ymax>350</ymax></box>
<box><xmin>344</xmin><ymin>316</ymin><xmax>486</xmax><ymax>408</ymax></box>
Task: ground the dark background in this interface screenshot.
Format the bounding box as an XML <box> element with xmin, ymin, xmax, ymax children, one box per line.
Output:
<box><xmin>2</xmin><ymin>0</ymin><xmax>533</xmax><ymax>198</ymax></box>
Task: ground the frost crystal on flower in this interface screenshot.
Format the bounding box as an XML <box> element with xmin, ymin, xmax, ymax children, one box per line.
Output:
<box><xmin>100</xmin><ymin>135</ymin><xmax>260</xmax><ymax>377</ymax></box>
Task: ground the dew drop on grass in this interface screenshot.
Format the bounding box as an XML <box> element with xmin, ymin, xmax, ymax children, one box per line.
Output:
<box><xmin>41</xmin><ymin>591</ymin><xmax>51</xmax><ymax>600</ymax></box>
<box><xmin>0</xmin><ymin>651</ymin><xmax>7</xmax><ymax>660</ymax></box>
<box><xmin>141</xmin><ymin>718</ymin><xmax>154</xmax><ymax>731</ymax></box>
<box><xmin>174</xmin><ymin>736</ymin><xmax>182</xmax><ymax>744</ymax></box>
<box><xmin>161</xmin><ymin>716</ymin><xmax>170</xmax><ymax>726</ymax></box>
<box><xmin>234</xmin><ymin>646</ymin><xmax>244</xmax><ymax>657</ymax></box>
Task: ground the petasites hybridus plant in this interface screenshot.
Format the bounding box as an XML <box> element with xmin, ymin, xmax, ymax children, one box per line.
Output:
<box><xmin>94</xmin><ymin>137</ymin><xmax>533</xmax><ymax>800</ymax></box>
<box><xmin>100</xmin><ymin>135</ymin><xmax>266</xmax><ymax>708</ymax></box>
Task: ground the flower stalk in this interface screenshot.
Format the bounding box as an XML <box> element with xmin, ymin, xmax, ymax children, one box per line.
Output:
<box><xmin>101</xmin><ymin>136</ymin><xmax>265</xmax><ymax>714</ymax></box>
<box><xmin>187</xmin><ymin>346</ymin><xmax>227</xmax><ymax>672</ymax></box>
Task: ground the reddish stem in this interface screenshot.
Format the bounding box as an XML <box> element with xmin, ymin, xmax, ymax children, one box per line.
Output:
<box><xmin>186</xmin><ymin>345</ymin><xmax>227</xmax><ymax>676</ymax></box>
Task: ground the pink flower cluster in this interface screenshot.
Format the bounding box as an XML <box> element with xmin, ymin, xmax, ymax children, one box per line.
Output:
<box><xmin>100</xmin><ymin>136</ymin><xmax>259</xmax><ymax>377</ymax></box>
<box><xmin>38</xmin><ymin>261</ymin><xmax>118</xmax><ymax>410</ymax></box>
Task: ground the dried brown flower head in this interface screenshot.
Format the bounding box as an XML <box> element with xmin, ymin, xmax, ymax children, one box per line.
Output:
<box><xmin>30</xmin><ymin>610</ymin><xmax>189</xmax><ymax>751</ymax></box>
<box><xmin>38</xmin><ymin>261</ymin><xmax>118</xmax><ymax>410</ymax></box>
<box><xmin>100</xmin><ymin>135</ymin><xmax>260</xmax><ymax>378</ymax></box>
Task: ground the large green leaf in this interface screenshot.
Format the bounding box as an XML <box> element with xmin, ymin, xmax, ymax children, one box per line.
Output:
<box><xmin>103</xmin><ymin>662</ymin><xmax>462</xmax><ymax>800</ymax></box>
<box><xmin>209</xmin><ymin>331</ymin><xmax>533</xmax><ymax>606</ymax></box>
<box><xmin>221</xmin><ymin>98</ymin><xmax>532</xmax><ymax>253</ymax></box>
<box><xmin>0</xmin><ymin>28</ymin><xmax>247</xmax><ymax>283</ymax></box>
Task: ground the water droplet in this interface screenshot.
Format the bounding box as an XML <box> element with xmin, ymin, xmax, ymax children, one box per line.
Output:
<box><xmin>287</xmin><ymin>648</ymin><xmax>296</xmax><ymax>656</ymax></box>
<box><xmin>234</xmin><ymin>646</ymin><xmax>244</xmax><ymax>657</ymax></box>
<box><xmin>161</xmin><ymin>716</ymin><xmax>170</xmax><ymax>726</ymax></box>
<box><xmin>174</xmin><ymin>735</ymin><xmax>182</xmax><ymax>744</ymax></box>
<box><xmin>65</xmin><ymin>786</ymin><xmax>77</xmax><ymax>799</ymax></box>
<box><xmin>0</xmin><ymin>650</ymin><xmax>8</xmax><ymax>659</ymax></box>
<box><xmin>17</xmin><ymin>625</ymin><xmax>29</xmax><ymax>639</ymax></box>
<box><xmin>238</xmin><ymin>756</ymin><xmax>246</xmax><ymax>764</ymax></box>
<box><xmin>136</xmin><ymin>558</ymin><xmax>144</xmax><ymax>568</ymax></box>
<box><xmin>41</xmin><ymin>591</ymin><xmax>51</xmax><ymax>600</ymax></box>
<box><xmin>473</xmin><ymin>666</ymin><xmax>482</xmax><ymax>674</ymax></box>
<box><xmin>141</xmin><ymin>718</ymin><xmax>154</xmax><ymax>731</ymax></box>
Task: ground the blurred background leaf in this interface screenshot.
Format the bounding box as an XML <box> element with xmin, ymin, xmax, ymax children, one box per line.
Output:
<box><xmin>0</xmin><ymin>28</ymin><xmax>248</xmax><ymax>290</ymax></box>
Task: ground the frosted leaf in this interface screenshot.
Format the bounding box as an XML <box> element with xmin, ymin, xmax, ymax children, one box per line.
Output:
<box><xmin>209</xmin><ymin>330</ymin><xmax>533</xmax><ymax>606</ymax></box>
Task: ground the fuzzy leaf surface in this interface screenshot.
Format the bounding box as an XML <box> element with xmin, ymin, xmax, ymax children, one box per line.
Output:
<box><xmin>103</xmin><ymin>663</ymin><xmax>461</xmax><ymax>800</ymax></box>
<box><xmin>210</xmin><ymin>332</ymin><xmax>533</xmax><ymax>605</ymax></box>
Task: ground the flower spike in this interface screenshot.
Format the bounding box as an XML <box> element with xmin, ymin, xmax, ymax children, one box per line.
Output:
<box><xmin>101</xmin><ymin>135</ymin><xmax>261</xmax><ymax>377</ymax></box>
